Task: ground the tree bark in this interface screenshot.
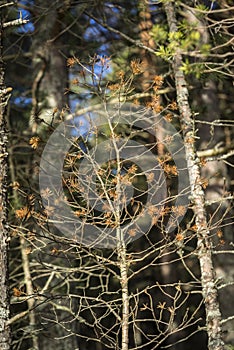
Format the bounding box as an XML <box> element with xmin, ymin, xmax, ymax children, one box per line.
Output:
<box><xmin>30</xmin><ymin>0</ymin><xmax>69</xmax><ymax>134</ymax></box>
<box><xmin>118</xmin><ymin>238</ymin><xmax>129</xmax><ymax>350</ymax></box>
<box><xmin>0</xmin><ymin>11</ymin><xmax>11</xmax><ymax>350</ymax></box>
<box><xmin>138</xmin><ymin>0</ymin><xmax>156</xmax><ymax>90</ymax></box>
<box><xmin>164</xmin><ymin>2</ymin><xmax>224</xmax><ymax>350</ymax></box>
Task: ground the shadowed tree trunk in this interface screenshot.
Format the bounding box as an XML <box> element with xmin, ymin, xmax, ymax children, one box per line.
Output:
<box><xmin>138</xmin><ymin>0</ymin><xmax>156</xmax><ymax>91</ymax></box>
<box><xmin>28</xmin><ymin>2</ymin><xmax>79</xmax><ymax>349</ymax></box>
<box><xmin>30</xmin><ymin>0</ymin><xmax>69</xmax><ymax>134</ymax></box>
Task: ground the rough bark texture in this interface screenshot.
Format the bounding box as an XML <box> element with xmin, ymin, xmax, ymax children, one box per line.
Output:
<box><xmin>138</xmin><ymin>0</ymin><xmax>156</xmax><ymax>90</ymax></box>
<box><xmin>0</xmin><ymin>14</ymin><xmax>11</xmax><ymax>350</ymax></box>
<box><xmin>164</xmin><ymin>3</ymin><xmax>224</xmax><ymax>350</ymax></box>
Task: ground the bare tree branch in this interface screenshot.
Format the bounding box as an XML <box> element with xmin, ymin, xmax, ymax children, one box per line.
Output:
<box><xmin>3</xmin><ymin>18</ymin><xmax>29</xmax><ymax>28</ymax></box>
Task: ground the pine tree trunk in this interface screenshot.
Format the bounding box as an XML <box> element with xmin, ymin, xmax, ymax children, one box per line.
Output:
<box><xmin>0</xmin><ymin>13</ymin><xmax>11</xmax><ymax>350</ymax></box>
<box><xmin>138</xmin><ymin>0</ymin><xmax>156</xmax><ymax>90</ymax></box>
<box><xmin>164</xmin><ymin>3</ymin><xmax>224</xmax><ymax>350</ymax></box>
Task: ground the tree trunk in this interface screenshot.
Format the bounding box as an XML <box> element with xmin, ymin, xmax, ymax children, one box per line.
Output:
<box><xmin>164</xmin><ymin>2</ymin><xmax>224</xmax><ymax>350</ymax></box>
<box><xmin>28</xmin><ymin>2</ymin><xmax>79</xmax><ymax>349</ymax></box>
<box><xmin>138</xmin><ymin>0</ymin><xmax>156</xmax><ymax>91</ymax></box>
<box><xmin>0</xmin><ymin>11</ymin><xmax>11</xmax><ymax>350</ymax></box>
<box><xmin>30</xmin><ymin>0</ymin><xmax>69</xmax><ymax>134</ymax></box>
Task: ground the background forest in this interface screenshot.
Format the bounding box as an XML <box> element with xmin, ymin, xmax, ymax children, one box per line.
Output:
<box><xmin>0</xmin><ymin>0</ymin><xmax>234</xmax><ymax>349</ymax></box>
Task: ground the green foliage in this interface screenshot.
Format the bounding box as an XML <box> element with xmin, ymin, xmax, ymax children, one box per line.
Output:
<box><xmin>150</xmin><ymin>24</ymin><xmax>168</xmax><ymax>44</ymax></box>
<box><xmin>156</xmin><ymin>45</ymin><xmax>174</xmax><ymax>61</ymax></box>
<box><xmin>155</xmin><ymin>29</ymin><xmax>201</xmax><ymax>61</ymax></box>
<box><xmin>177</xmin><ymin>20</ymin><xmax>209</xmax><ymax>53</ymax></box>
<box><xmin>194</xmin><ymin>3</ymin><xmax>210</xmax><ymax>11</ymax></box>
<box><xmin>181</xmin><ymin>59</ymin><xmax>205</xmax><ymax>78</ymax></box>
<box><xmin>155</xmin><ymin>17</ymin><xmax>211</xmax><ymax>69</ymax></box>
<box><xmin>200</xmin><ymin>43</ymin><xmax>211</xmax><ymax>55</ymax></box>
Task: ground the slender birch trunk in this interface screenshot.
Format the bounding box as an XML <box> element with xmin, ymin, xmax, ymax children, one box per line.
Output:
<box><xmin>118</xmin><ymin>236</ymin><xmax>129</xmax><ymax>350</ymax></box>
<box><xmin>164</xmin><ymin>2</ymin><xmax>224</xmax><ymax>350</ymax></box>
<box><xmin>0</xmin><ymin>12</ymin><xmax>11</xmax><ymax>350</ymax></box>
<box><xmin>110</xmin><ymin>115</ymin><xmax>130</xmax><ymax>350</ymax></box>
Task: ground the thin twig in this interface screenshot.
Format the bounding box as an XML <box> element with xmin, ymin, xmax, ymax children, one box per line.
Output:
<box><xmin>197</xmin><ymin>144</ymin><xmax>234</xmax><ymax>158</ymax></box>
<box><xmin>84</xmin><ymin>11</ymin><xmax>156</xmax><ymax>55</ymax></box>
<box><xmin>3</xmin><ymin>18</ymin><xmax>29</xmax><ymax>28</ymax></box>
<box><xmin>0</xmin><ymin>2</ymin><xmax>15</xmax><ymax>9</ymax></box>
